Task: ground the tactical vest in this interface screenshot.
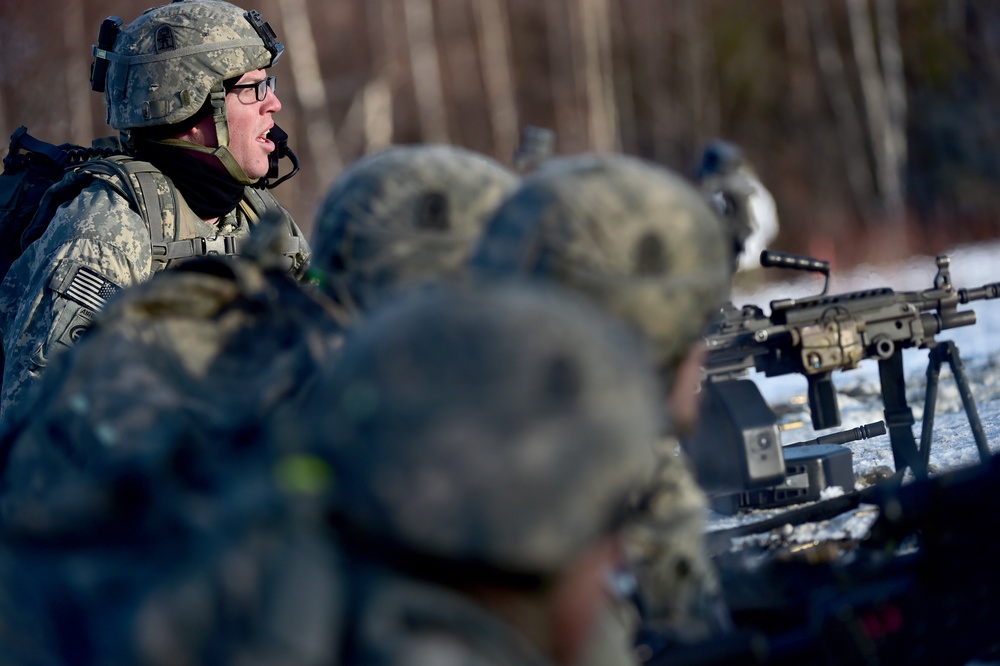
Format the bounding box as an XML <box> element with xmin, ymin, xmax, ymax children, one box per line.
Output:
<box><xmin>27</xmin><ymin>156</ymin><xmax>306</xmax><ymax>274</ymax></box>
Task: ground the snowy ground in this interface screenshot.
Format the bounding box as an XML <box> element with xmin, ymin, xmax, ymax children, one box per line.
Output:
<box><xmin>706</xmin><ymin>239</ymin><xmax>1000</xmax><ymax>546</ymax></box>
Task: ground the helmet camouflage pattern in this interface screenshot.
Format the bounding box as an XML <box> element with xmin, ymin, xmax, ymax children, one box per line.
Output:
<box><xmin>470</xmin><ymin>153</ymin><xmax>733</xmax><ymax>377</ymax></box>
<box><xmin>288</xmin><ymin>284</ymin><xmax>658</xmax><ymax>574</ymax></box>
<box><xmin>99</xmin><ymin>0</ymin><xmax>283</xmax><ymax>130</ymax></box>
<box><xmin>310</xmin><ymin>145</ymin><xmax>518</xmax><ymax>312</ymax></box>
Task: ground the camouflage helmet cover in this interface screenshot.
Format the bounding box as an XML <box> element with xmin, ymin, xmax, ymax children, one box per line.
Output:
<box><xmin>293</xmin><ymin>284</ymin><xmax>658</xmax><ymax>574</ymax></box>
<box><xmin>310</xmin><ymin>144</ymin><xmax>518</xmax><ymax>312</ymax></box>
<box><xmin>471</xmin><ymin>154</ymin><xmax>733</xmax><ymax>375</ymax></box>
<box><xmin>101</xmin><ymin>0</ymin><xmax>282</xmax><ymax>130</ymax></box>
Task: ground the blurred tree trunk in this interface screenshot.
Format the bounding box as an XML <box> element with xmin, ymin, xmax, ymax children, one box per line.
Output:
<box><xmin>276</xmin><ymin>0</ymin><xmax>343</xmax><ymax>184</ymax></box>
<box><xmin>471</xmin><ymin>0</ymin><xmax>519</xmax><ymax>162</ymax></box>
<box><xmin>545</xmin><ymin>2</ymin><xmax>585</xmax><ymax>152</ymax></box>
<box><xmin>577</xmin><ymin>0</ymin><xmax>619</xmax><ymax>152</ymax></box>
<box><xmin>807</xmin><ymin>0</ymin><xmax>873</xmax><ymax>219</ymax></box>
<box><xmin>64</xmin><ymin>1</ymin><xmax>92</xmax><ymax>144</ymax></box>
<box><xmin>875</xmin><ymin>0</ymin><xmax>908</xmax><ymax>218</ymax></box>
<box><xmin>365</xmin><ymin>0</ymin><xmax>400</xmax><ymax>153</ymax></box>
<box><xmin>680</xmin><ymin>0</ymin><xmax>718</xmax><ymax>153</ymax></box>
<box><xmin>782</xmin><ymin>0</ymin><xmax>815</xmax><ymax>116</ymax></box>
<box><xmin>846</xmin><ymin>0</ymin><xmax>903</xmax><ymax>217</ymax></box>
<box><xmin>609</xmin><ymin>0</ymin><xmax>637</xmax><ymax>154</ymax></box>
<box><xmin>625</xmin><ymin>0</ymin><xmax>674</xmax><ymax>162</ymax></box>
<box><xmin>403</xmin><ymin>0</ymin><xmax>449</xmax><ymax>143</ymax></box>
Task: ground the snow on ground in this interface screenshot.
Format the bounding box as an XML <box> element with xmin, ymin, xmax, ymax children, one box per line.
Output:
<box><xmin>706</xmin><ymin>239</ymin><xmax>1000</xmax><ymax>545</ymax></box>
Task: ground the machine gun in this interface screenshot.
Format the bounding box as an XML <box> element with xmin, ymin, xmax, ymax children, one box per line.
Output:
<box><xmin>683</xmin><ymin>251</ymin><xmax>1000</xmax><ymax>508</ymax></box>
<box><xmin>638</xmin><ymin>452</ymin><xmax>1000</xmax><ymax>666</ymax></box>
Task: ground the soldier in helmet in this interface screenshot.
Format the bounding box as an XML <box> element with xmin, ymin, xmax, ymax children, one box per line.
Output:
<box><xmin>280</xmin><ymin>283</ymin><xmax>660</xmax><ymax>665</ymax></box>
<box><xmin>0</xmin><ymin>249</ymin><xmax>347</xmax><ymax>664</ymax></box>
<box><xmin>469</xmin><ymin>154</ymin><xmax>735</xmax><ymax>655</ymax></box>
<box><xmin>0</xmin><ymin>1</ymin><xmax>309</xmax><ymax>424</ymax></box>
<box><xmin>309</xmin><ymin>144</ymin><xmax>518</xmax><ymax>315</ymax></box>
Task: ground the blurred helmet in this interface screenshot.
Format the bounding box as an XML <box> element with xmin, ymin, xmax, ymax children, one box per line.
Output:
<box><xmin>290</xmin><ymin>284</ymin><xmax>658</xmax><ymax>575</ymax></box>
<box><xmin>470</xmin><ymin>153</ymin><xmax>732</xmax><ymax>378</ymax></box>
<box><xmin>696</xmin><ymin>140</ymin><xmax>779</xmax><ymax>272</ymax></box>
<box><xmin>94</xmin><ymin>1</ymin><xmax>283</xmax><ymax>182</ymax></box>
<box><xmin>310</xmin><ymin>145</ymin><xmax>518</xmax><ymax>313</ymax></box>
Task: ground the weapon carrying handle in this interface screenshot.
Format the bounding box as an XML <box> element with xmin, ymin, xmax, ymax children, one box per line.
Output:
<box><xmin>760</xmin><ymin>251</ymin><xmax>832</xmax><ymax>294</ymax></box>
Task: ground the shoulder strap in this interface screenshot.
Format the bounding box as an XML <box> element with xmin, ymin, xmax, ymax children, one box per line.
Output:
<box><xmin>80</xmin><ymin>158</ymin><xmax>184</xmax><ymax>272</ymax></box>
<box><xmin>241</xmin><ymin>187</ymin><xmax>308</xmax><ymax>257</ymax></box>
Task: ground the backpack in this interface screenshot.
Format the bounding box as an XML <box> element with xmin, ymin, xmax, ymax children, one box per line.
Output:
<box><xmin>0</xmin><ymin>126</ymin><xmax>300</xmax><ymax>285</ymax></box>
<box><xmin>0</xmin><ymin>127</ymin><xmax>140</xmax><ymax>282</ymax></box>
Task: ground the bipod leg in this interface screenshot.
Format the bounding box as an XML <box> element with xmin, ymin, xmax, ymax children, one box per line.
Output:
<box><xmin>879</xmin><ymin>349</ymin><xmax>926</xmax><ymax>478</ymax></box>
<box><xmin>941</xmin><ymin>341</ymin><xmax>991</xmax><ymax>464</ymax></box>
<box><xmin>919</xmin><ymin>346</ymin><xmax>944</xmax><ymax>473</ymax></box>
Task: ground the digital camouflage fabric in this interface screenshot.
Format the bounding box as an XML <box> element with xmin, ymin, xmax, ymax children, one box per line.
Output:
<box><xmin>0</xmin><ymin>0</ymin><xmax>304</xmax><ymax>424</ymax></box>
<box><xmin>277</xmin><ymin>282</ymin><xmax>660</xmax><ymax>665</ymax></box>
<box><xmin>468</xmin><ymin>153</ymin><xmax>734</xmax><ymax>645</ymax></box>
<box><xmin>0</xmin><ymin>162</ymin><xmax>308</xmax><ymax>426</ymax></box>
<box><xmin>287</xmin><ymin>282</ymin><xmax>658</xmax><ymax>574</ymax></box>
<box><xmin>310</xmin><ymin>144</ymin><xmax>518</xmax><ymax>313</ymax></box>
<box><xmin>0</xmin><ymin>251</ymin><xmax>346</xmax><ymax>664</ymax></box>
<box><xmin>0</xmin><ymin>252</ymin><xmax>344</xmax><ymax>521</ymax></box>
<box><xmin>0</xmin><ymin>414</ymin><xmax>344</xmax><ymax>666</ymax></box>
<box><xmin>102</xmin><ymin>0</ymin><xmax>280</xmax><ymax>131</ymax></box>
<box><xmin>470</xmin><ymin>153</ymin><xmax>732</xmax><ymax>380</ymax></box>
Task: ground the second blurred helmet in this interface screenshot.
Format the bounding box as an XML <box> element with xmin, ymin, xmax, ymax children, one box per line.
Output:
<box><xmin>310</xmin><ymin>145</ymin><xmax>518</xmax><ymax>313</ymax></box>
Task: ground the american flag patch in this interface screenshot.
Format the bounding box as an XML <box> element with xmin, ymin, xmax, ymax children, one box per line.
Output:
<box><xmin>65</xmin><ymin>266</ymin><xmax>122</xmax><ymax>313</ymax></box>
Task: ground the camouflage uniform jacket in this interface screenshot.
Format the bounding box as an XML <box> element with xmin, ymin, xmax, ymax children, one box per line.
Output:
<box><xmin>0</xmin><ymin>165</ymin><xmax>309</xmax><ymax>424</ymax></box>
<box><xmin>343</xmin><ymin>564</ymin><xmax>554</xmax><ymax>666</ymax></box>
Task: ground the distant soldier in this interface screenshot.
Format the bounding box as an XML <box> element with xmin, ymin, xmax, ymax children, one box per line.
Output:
<box><xmin>309</xmin><ymin>144</ymin><xmax>518</xmax><ymax>314</ymax></box>
<box><xmin>470</xmin><ymin>153</ymin><xmax>735</xmax><ymax>653</ymax></box>
<box><xmin>279</xmin><ymin>284</ymin><xmax>661</xmax><ymax>665</ymax></box>
<box><xmin>696</xmin><ymin>139</ymin><xmax>779</xmax><ymax>272</ymax></box>
<box><xmin>0</xmin><ymin>0</ymin><xmax>308</xmax><ymax>424</ymax></box>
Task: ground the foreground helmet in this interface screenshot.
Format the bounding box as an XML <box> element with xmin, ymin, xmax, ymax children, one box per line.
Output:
<box><xmin>471</xmin><ymin>153</ymin><xmax>732</xmax><ymax>379</ymax></box>
<box><xmin>310</xmin><ymin>145</ymin><xmax>518</xmax><ymax>313</ymax></box>
<box><xmin>288</xmin><ymin>284</ymin><xmax>658</xmax><ymax>574</ymax></box>
<box><xmin>93</xmin><ymin>0</ymin><xmax>283</xmax><ymax>183</ymax></box>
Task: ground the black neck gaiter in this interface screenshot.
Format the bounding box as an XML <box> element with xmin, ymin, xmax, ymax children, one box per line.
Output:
<box><xmin>137</xmin><ymin>140</ymin><xmax>246</xmax><ymax>220</ymax></box>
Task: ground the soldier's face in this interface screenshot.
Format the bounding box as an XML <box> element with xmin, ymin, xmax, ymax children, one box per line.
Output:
<box><xmin>225</xmin><ymin>69</ymin><xmax>282</xmax><ymax>180</ymax></box>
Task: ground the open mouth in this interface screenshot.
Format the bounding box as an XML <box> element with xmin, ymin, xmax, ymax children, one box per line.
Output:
<box><xmin>257</xmin><ymin>128</ymin><xmax>275</xmax><ymax>150</ymax></box>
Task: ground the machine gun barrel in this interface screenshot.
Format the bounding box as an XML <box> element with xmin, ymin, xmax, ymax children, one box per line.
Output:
<box><xmin>958</xmin><ymin>282</ymin><xmax>1000</xmax><ymax>303</ymax></box>
<box><xmin>785</xmin><ymin>420</ymin><xmax>886</xmax><ymax>449</ymax></box>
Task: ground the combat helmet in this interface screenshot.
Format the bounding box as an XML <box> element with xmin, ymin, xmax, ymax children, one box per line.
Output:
<box><xmin>470</xmin><ymin>153</ymin><xmax>733</xmax><ymax>383</ymax></box>
<box><xmin>91</xmin><ymin>0</ymin><xmax>283</xmax><ymax>184</ymax></box>
<box><xmin>288</xmin><ymin>283</ymin><xmax>658</xmax><ymax>576</ymax></box>
<box><xmin>310</xmin><ymin>145</ymin><xmax>518</xmax><ymax>313</ymax></box>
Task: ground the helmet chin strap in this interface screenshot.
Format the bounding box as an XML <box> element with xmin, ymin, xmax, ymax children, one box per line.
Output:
<box><xmin>158</xmin><ymin>82</ymin><xmax>258</xmax><ymax>186</ymax></box>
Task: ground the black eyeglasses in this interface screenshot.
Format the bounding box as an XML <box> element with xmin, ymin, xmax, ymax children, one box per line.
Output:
<box><xmin>229</xmin><ymin>75</ymin><xmax>276</xmax><ymax>102</ymax></box>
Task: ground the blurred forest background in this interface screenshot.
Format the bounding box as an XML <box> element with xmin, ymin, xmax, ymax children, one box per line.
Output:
<box><xmin>2</xmin><ymin>0</ymin><xmax>1000</xmax><ymax>271</ymax></box>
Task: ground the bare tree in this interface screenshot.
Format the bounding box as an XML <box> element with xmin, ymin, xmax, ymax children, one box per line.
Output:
<box><xmin>545</xmin><ymin>1</ymin><xmax>586</xmax><ymax>152</ymax></box>
<box><xmin>364</xmin><ymin>0</ymin><xmax>400</xmax><ymax>153</ymax></box>
<box><xmin>276</xmin><ymin>0</ymin><xmax>343</xmax><ymax>184</ymax></box>
<box><xmin>782</xmin><ymin>0</ymin><xmax>814</xmax><ymax>116</ymax></box>
<box><xmin>875</xmin><ymin>0</ymin><xmax>908</xmax><ymax>217</ymax></box>
<box><xmin>624</xmin><ymin>0</ymin><xmax>675</xmax><ymax>162</ymax></box>
<box><xmin>577</xmin><ymin>0</ymin><xmax>619</xmax><ymax>152</ymax></box>
<box><xmin>846</xmin><ymin>0</ymin><xmax>902</xmax><ymax>216</ymax></box>
<box><xmin>64</xmin><ymin>1</ymin><xmax>92</xmax><ymax>144</ymax></box>
<box><xmin>402</xmin><ymin>0</ymin><xmax>450</xmax><ymax>143</ymax></box>
<box><xmin>608</xmin><ymin>0</ymin><xmax>637</xmax><ymax>154</ymax></box>
<box><xmin>807</xmin><ymin>0</ymin><xmax>873</xmax><ymax>217</ymax></box>
<box><xmin>471</xmin><ymin>0</ymin><xmax>520</xmax><ymax>161</ymax></box>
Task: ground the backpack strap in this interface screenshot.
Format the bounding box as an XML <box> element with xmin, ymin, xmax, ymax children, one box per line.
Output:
<box><xmin>241</xmin><ymin>186</ymin><xmax>309</xmax><ymax>258</ymax></box>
